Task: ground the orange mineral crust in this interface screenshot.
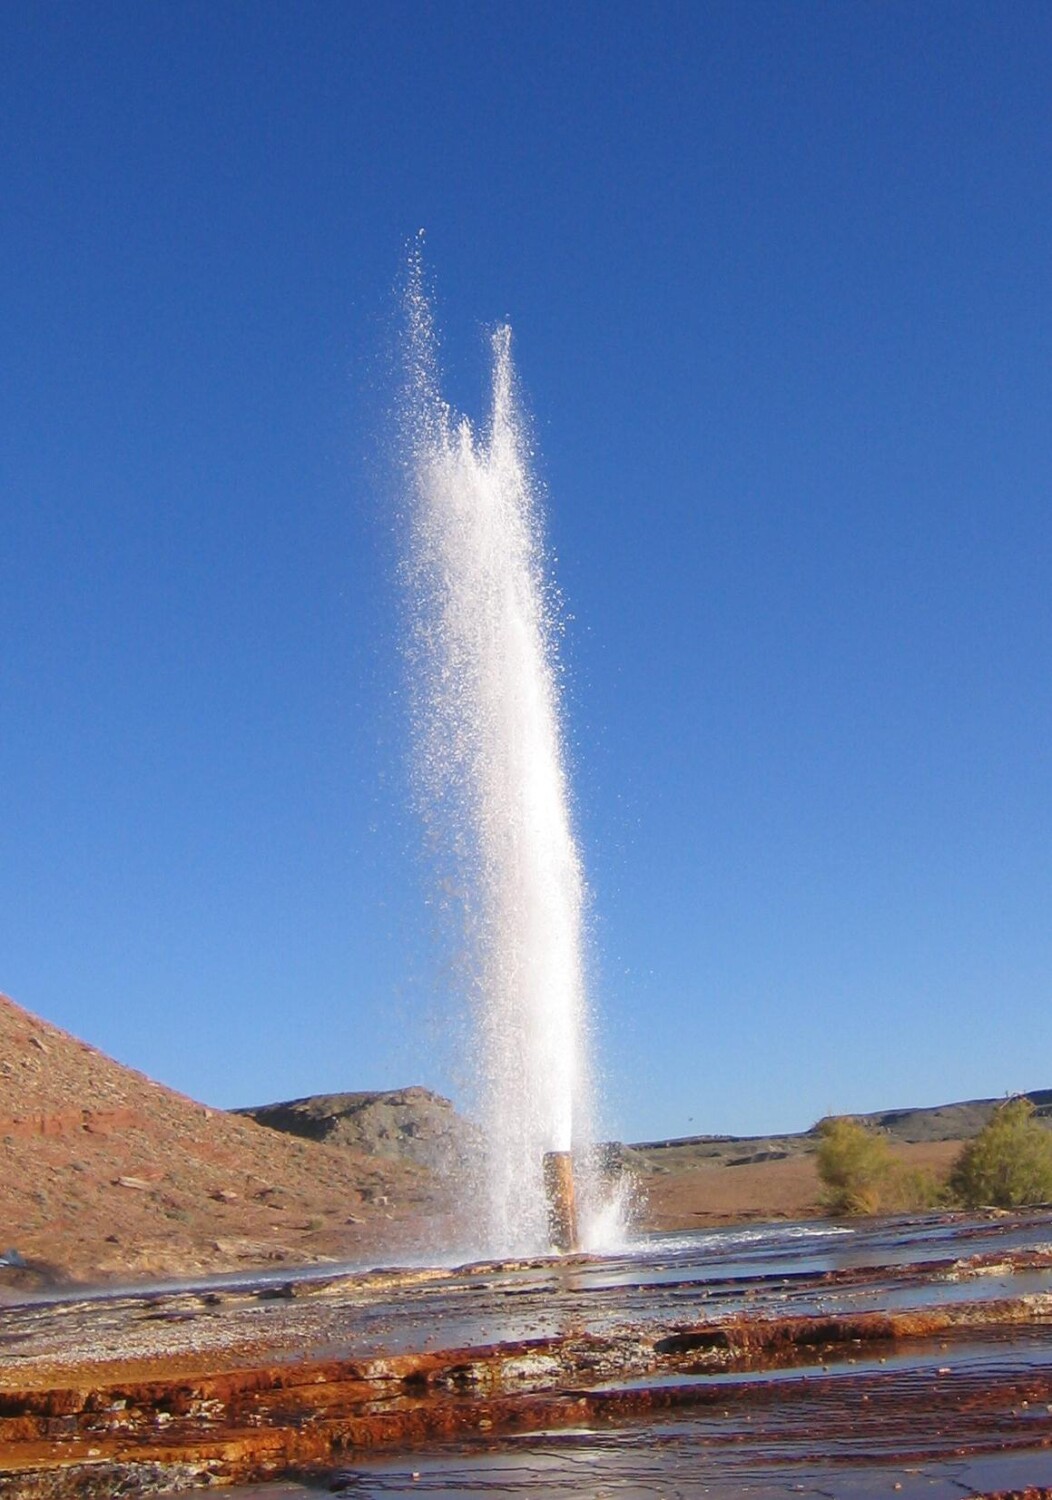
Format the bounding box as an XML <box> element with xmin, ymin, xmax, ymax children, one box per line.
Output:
<box><xmin>3</xmin><ymin>1214</ymin><xmax>1052</xmax><ymax>1495</ymax></box>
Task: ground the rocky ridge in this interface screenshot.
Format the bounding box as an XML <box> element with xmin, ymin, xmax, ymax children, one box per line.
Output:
<box><xmin>622</xmin><ymin>1091</ymin><xmax>1052</xmax><ymax>1230</ymax></box>
<box><xmin>626</xmin><ymin>1089</ymin><xmax>1052</xmax><ymax>1175</ymax></box>
<box><xmin>235</xmin><ymin>1086</ymin><xmax>477</xmax><ymax>1173</ymax></box>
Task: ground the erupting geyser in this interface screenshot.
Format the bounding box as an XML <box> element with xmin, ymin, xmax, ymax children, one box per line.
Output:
<box><xmin>401</xmin><ymin>256</ymin><xmax>605</xmax><ymax>1254</ymax></box>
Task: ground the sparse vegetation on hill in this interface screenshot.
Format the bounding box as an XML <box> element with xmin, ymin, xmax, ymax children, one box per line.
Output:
<box><xmin>949</xmin><ymin>1096</ymin><xmax>1052</xmax><ymax>1209</ymax></box>
<box><xmin>0</xmin><ymin>992</ymin><xmax>450</xmax><ymax>1285</ymax></box>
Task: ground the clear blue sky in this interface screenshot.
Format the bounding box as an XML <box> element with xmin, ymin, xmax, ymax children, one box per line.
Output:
<box><xmin>4</xmin><ymin>1</ymin><xmax>1051</xmax><ymax>1142</ymax></box>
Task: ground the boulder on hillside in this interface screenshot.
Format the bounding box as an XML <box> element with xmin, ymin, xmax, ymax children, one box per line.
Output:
<box><xmin>234</xmin><ymin>1087</ymin><xmax>476</xmax><ymax>1174</ymax></box>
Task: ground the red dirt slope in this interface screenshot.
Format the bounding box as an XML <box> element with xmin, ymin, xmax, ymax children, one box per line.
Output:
<box><xmin>0</xmin><ymin>993</ymin><xmax>449</xmax><ymax>1285</ymax></box>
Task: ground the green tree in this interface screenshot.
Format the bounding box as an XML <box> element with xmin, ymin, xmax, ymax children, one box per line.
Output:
<box><xmin>815</xmin><ymin>1116</ymin><xmax>895</xmax><ymax>1215</ymax></box>
<box><xmin>949</xmin><ymin>1097</ymin><xmax>1052</xmax><ymax>1209</ymax></box>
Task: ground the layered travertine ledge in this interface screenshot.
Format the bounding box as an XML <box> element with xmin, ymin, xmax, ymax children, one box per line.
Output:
<box><xmin>2</xmin><ymin>1217</ymin><xmax>1052</xmax><ymax>1495</ymax></box>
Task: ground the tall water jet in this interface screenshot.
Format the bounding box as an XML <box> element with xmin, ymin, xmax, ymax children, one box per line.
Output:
<box><xmin>401</xmin><ymin>261</ymin><xmax>597</xmax><ymax>1254</ymax></box>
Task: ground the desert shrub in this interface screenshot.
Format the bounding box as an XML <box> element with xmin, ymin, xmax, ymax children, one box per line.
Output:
<box><xmin>814</xmin><ymin>1116</ymin><xmax>949</xmax><ymax>1215</ymax></box>
<box><xmin>815</xmin><ymin>1117</ymin><xmax>895</xmax><ymax>1214</ymax></box>
<box><xmin>948</xmin><ymin>1097</ymin><xmax>1052</xmax><ymax>1209</ymax></box>
<box><xmin>880</xmin><ymin>1165</ymin><xmax>946</xmax><ymax>1213</ymax></box>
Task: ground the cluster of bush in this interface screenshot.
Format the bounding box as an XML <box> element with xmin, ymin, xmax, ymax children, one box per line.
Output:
<box><xmin>815</xmin><ymin>1097</ymin><xmax>1052</xmax><ymax>1216</ymax></box>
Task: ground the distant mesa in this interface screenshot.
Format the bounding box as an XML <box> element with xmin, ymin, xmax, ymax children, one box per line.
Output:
<box><xmin>627</xmin><ymin>1091</ymin><xmax>1052</xmax><ymax>1173</ymax></box>
<box><xmin>234</xmin><ymin>1088</ymin><xmax>479</xmax><ymax>1174</ymax></box>
<box><xmin>856</xmin><ymin>1092</ymin><xmax>1052</xmax><ymax>1141</ymax></box>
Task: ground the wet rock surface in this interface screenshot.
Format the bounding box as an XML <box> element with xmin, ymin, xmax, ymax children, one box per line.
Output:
<box><xmin>2</xmin><ymin>1213</ymin><xmax>1052</xmax><ymax>1495</ymax></box>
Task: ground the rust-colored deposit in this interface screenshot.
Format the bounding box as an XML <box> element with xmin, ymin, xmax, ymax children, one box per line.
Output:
<box><xmin>2</xmin><ymin>1215</ymin><xmax>1052</xmax><ymax>1495</ymax></box>
<box><xmin>1</xmin><ymin>1303</ymin><xmax>1049</xmax><ymax>1488</ymax></box>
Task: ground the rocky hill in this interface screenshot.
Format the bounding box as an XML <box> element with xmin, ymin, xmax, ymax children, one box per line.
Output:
<box><xmin>0</xmin><ymin>993</ymin><xmax>450</xmax><ymax>1288</ymax></box>
<box><xmin>3</xmin><ymin>986</ymin><xmax>1047</xmax><ymax>1282</ymax></box>
<box><xmin>623</xmin><ymin>1091</ymin><xmax>1052</xmax><ymax>1231</ymax></box>
<box><xmin>235</xmin><ymin>1087</ymin><xmax>477</xmax><ymax>1173</ymax></box>
<box><xmin>855</xmin><ymin>1090</ymin><xmax>1052</xmax><ymax>1142</ymax></box>
<box><xmin>626</xmin><ymin>1089</ymin><xmax>1052</xmax><ymax>1176</ymax></box>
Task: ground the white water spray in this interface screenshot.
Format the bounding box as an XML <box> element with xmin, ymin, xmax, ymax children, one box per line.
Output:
<box><xmin>402</xmin><ymin>260</ymin><xmax>601</xmax><ymax>1253</ymax></box>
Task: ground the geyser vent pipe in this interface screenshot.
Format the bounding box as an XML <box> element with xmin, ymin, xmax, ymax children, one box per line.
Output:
<box><xmin>543</xmin><ymin>1150</ymin><xmax>578</xmax><ymax>1253</ymax></box>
